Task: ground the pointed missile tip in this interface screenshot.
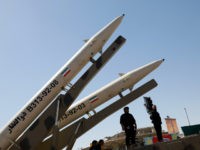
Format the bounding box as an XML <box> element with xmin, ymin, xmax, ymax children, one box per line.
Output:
<box><xmin>116</xmin><ymin>14</ymin><xmax>125</xmax><ymax>21</ymax></box>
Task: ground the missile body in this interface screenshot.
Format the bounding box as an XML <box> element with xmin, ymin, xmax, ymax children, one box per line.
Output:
<box><xmin>58</xmin><ymin>59</ymin><xmax>164</xmax><ymax>129</ymax></box>
<box><xmin>9</xmin><ymin>36</ymin><xmax>126</xmax><ymax>150</ymax></box>
<box><xmin>0</xmin><ymin>15</ymin><xmax>124</xmax><ymax>150</ymax></box>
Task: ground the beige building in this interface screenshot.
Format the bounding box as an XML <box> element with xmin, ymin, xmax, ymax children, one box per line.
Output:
<box><xmin>165</xmin><ymin>116</ymin><xmax>179</xmax><ymax>134</ymax></box>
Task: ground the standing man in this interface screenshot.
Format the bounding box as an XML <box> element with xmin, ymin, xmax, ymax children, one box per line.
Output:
<box><xmin>120</xmin><ymin>107</ymin><xmax>137</xmax><ymax>148</ymax></box>
<box><xmin>150</xmin><ymin>105</ymin><xmax>163</xmax><ymax>142</ymax></box>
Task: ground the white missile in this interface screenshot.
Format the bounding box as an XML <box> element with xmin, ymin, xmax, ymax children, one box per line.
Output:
<box><xmin>58</xmin><ymin>59</ymin><xmax>164</xmax><ymax>129</ymax></box>
<box><xmin>0</xmin><ymin>15</ymin><xmax>124</xmax><ymax>149</ymax></box>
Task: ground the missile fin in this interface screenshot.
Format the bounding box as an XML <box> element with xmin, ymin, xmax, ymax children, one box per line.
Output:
<box><xmin>83</xmin><ymin>39</ymin><xmax>89</xmax><ymax>43</ymax></box>
<box><xmin>118</xmin><ymin>73</ymin><xmax>125</xmax><ymax>76</ymax></box>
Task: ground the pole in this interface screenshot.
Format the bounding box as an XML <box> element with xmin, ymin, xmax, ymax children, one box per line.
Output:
<box><xmin>184</xmin><ymin>108</ymin><xmax>191</xmax><ymax>126</ymax></box>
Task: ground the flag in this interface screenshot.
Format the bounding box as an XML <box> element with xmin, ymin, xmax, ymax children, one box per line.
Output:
<box><xmin>89</xmin><ymin>95</ymin><xmax>99</xmax><ymax>103</ymax></box>
<box><xmin>61</xmin><ymin>67</ymin><xmax>71</xmax><ymax>77</ymax></box>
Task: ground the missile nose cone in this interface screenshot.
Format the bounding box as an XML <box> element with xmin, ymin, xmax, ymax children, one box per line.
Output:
<box><xmin>158</xmin><ymin>59</ymin><xmax>165</xmax><ymax>65</ymax></box>
<box><xmin>113</xmin><ymin>14</ymin><xmax>125</xmax><ymax>23</ymax></box>
<box><xmin>157</xmin><ymin>59</ymin><xmax>164</xmax><ymax>66</ymax></box>
<box><xmin>92</xmin><ymin>14</ymin><xmax>124</xmax><ymax>46</ymax></box>
<box><xmin>116</xmin><ymin>14</ymin><xmax>124</xmax><ymax>22</ymax></box>
<box><xmin>157</xmin><ymin>59</ymin><xmax>165</xmax><ymax>64</ymax></box>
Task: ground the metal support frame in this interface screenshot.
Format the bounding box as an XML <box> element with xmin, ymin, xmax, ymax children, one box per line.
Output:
<box><xmin>51</xmin><ymin>99</ymin><xmax>61</xmax><ymax>150</ymax></box>
<box><xmin>36</xmin><ymin>79</ymin><xmax>158</xmax><ymax>150</ymax></box>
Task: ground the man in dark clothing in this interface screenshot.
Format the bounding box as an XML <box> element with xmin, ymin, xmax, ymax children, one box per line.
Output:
<box><xmin>96</xmin><ymin>139</ymin><xmax>104</xmax><ymax>150</ymax></box>
<box><xmin>150</xmin><ymin>105</ymin><xmax>163</xmax><ymax>142</ymax></box>
<box><xmin>89</xmin><ymin>140</ymin><xmax>98</xmax><ymax>150</ymax></box>
<box><xmin>120</xmin><ymin>107</ymin><xmax>137</xmax><ymax>147</ymax></box>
